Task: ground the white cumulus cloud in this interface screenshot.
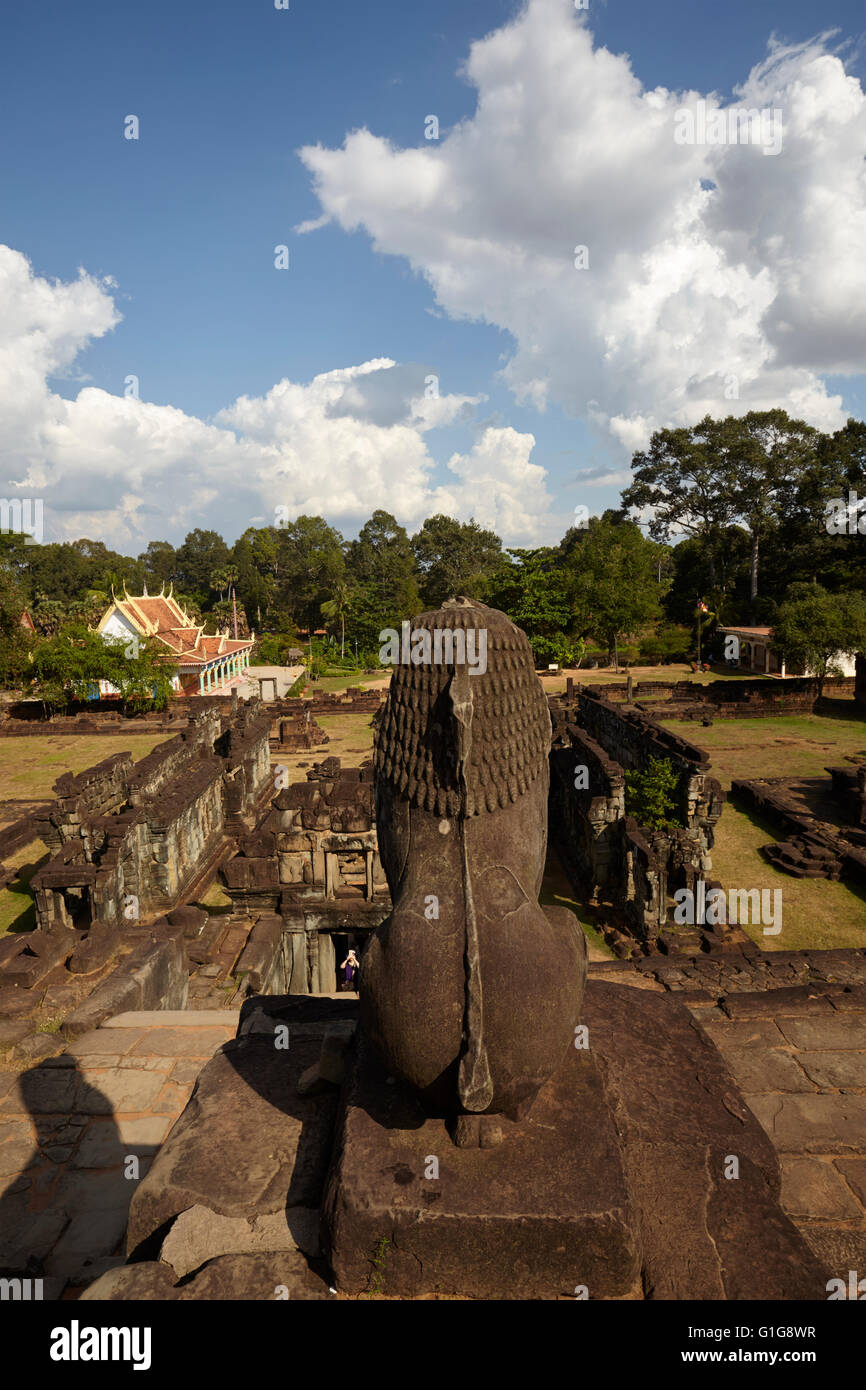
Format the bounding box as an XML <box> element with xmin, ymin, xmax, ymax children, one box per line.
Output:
<box><xmin>0</xmin><ymin>247</ymin><xmax>553</xmax><ymax>549</ymax></box>
<box><xmin>297</xmin><ymin>0</ymin><xmax>865</xmax><ymax>446</ymax></box>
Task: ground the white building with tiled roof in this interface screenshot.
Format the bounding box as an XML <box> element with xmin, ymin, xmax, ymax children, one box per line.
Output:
<box><xmin>96</xmin><ymin>586</ymin><xmax>254</xmax><ymax>695</ymax></box>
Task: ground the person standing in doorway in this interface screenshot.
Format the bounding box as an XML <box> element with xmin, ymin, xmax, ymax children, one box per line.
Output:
<box><xmin>341</xmin><ymin>948</ymin><xmax>359</xmax><ymax>992</ymax></box>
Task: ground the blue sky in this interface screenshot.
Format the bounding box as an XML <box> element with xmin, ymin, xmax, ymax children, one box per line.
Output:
<box><xmin>1</xmin><ymin>0</ymin><xmax>865</xmax><ymax>553</ymax></box>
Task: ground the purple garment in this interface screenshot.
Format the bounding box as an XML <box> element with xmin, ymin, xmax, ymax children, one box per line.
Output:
<box><xmin>345</xmin><ymin>963</ymin><xmax>355</xmax><ymax>985</ymax></box>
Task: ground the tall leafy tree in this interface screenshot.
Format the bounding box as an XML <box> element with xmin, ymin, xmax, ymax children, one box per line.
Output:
<box><xmin>0</xmin><ymin>545</ymin><xmax>34</xmax><ymax>686</ymax></box>
<box><xmin>347</xmin><ymin>511</ymin><xmax>418</xmax><ymax>609</ymax></box>
<box><xmin>232</xmin><ymin>527</ymin><xmax>279</xmax><ymax>630</ymax></box>
<box><xmin>772</xmin><ymin>583</ymin><xmax>866</xmax><ymax>696</ymax></box>
<box><xmin>565</xmin><ymin>516</ymin><xmax>665</xmax><ymax>670</ymax></box>
<box><xmin>29</xmin><ymin>625</ymin><xmax>173</xmax><ymax>713</ymax></box>
<box><xmin>274</xmin><ymin>515</ymin><xmax>346</xmax><ymax>629</ymax></box>
<box><xmin>411</xmin><ymin>514</ymin><xmax>502</xmax><ymax>608</ymax></box>
<box><xmin>343</xmin><ymin>510</ymin><xmax>419</xmax><ymax>646</ymax></box>
<box><xmin>321</xmin><ymin>579</ymin><xmax>354</xmax><ymax>659</ymax></box>
<box><xmin>764</xmin><ymin>418</ymin><xmax>866</xmax><ymax>598</ymax></box>
<box><xmin>622</xmin><ymin>419</ymin><xmax>739</xmax><ymax>600</ymax></box>
<box><xmin>139</xmin><ymin>540</ymin><xmax>178</xmax><ymax>590</ymax></box>
<box><xmin>175</xmin><ymin>529</ymin><xmax>231</xmax><ymax>603</ymax></box>
<box><xmin>715</xmin><ymin>410</ymin><xmax>818</xmax><ymax>606</ymax></box>
<box><xmin>488</xmin><ymin>548</ymin><xmax>580</xmax><ymax>665</ymax></box>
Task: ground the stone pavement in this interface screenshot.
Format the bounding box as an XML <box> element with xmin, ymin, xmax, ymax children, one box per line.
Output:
<box><xmin>698</xmin><ymin>986</ymin><xmax>866</xmax><ymax>1277</ymax></box>
<box><xmin>186</xmin><ymin>916</ymin><xmax>257</xmax><ymax>1010</ymax></box>
<box><xmin>592</xmin><ymin>958</ymin><xmax>866</xmax><ymax>1282</ymax></box>
<box><xmin>0</xmin><ymin>1010</ymin><xmax>237</xmax><ymax>1296</ymax></box>
<box><xmin>4</xmin><ymin>960</ymin><xmax>866</xmax><ymax>1297</ymax></box>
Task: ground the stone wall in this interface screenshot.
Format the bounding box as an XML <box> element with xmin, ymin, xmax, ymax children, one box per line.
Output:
<box><xmin>731</xmin><ymin>773</ymin><xmax>866</xmax><ymax>888</ymax></box>
<box><xmin>563</xmin><ymin>673</ymin><xmax>855</xmax><ymax>720</ymax></box>
<box><xmin>549</xmin><ymin>693</ymin><xmax>726</xmax><ymax>952</ymax></box>
<box><xmin>304</xmin><ymin>688</ymin><xmax>385</xmax><ymax>716</ymax></box>
<box><xmin>0</xmin><ymin>803</ymin><xmax>52</xmax><ymax>858</ymax></box>
<box><xmin>0</xmin><ymin>694</ymin><xmax>231</xmax><ymax>737</ymax></box>
<box><xmin>222</xmin><ymin>757</ymin><xmax>387</xmax><ymax>912</ymax></box>
<box><xmin>549</xmin><ymin>722</ymin><xmax>624</xmax><ymax>900</ymax></box>
<box><xmin>566</xmin><ymin>690</ymin><xmax>722</xmax><ymax>833</ymax></box>
<box><xmin>29</xmin><ymin>701</ymin><xmax>272</xmax><ymax>932</ymax></box>
<box><xmin>220</xmin><ymin>756</ymin><xmax>390</xmax><ymax>994</ymax></box>
<box><xmin>268</xmin><ymin>703</ymin><xmax>329</xmax><ymax>754</ymax></box>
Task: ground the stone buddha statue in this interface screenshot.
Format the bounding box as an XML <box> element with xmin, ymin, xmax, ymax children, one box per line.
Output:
<box><xmin>360</xmin><ymin>597</ymin><xmax>587</xmax><ymax>1144</ymax></box>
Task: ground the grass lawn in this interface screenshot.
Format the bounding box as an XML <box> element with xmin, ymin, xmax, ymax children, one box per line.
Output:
<box><xmin>267</xmin><ymin>710</ymin><xmax>377</xmax><ymax>789</ymax></box>
<box><xmin>314</xmin><ymin>711</ymin><xmax>378</xmax><ymax>763</ymax></box>
<box><xmin>0</xmin><ymin>733</ymin><xmax>169</xmax><ymax>811</ymax></box>
<box><xmin>666</xmin><ymin>712</ymin><xmax>866</xmax><ymax>951</ymax></box>
<box><xmin>0</xmin><ymin>733</ymin><xmax>170</xmax><ymax>937</ymax></box>
<box><xmin>709</xmin><ymin>802</ymin><xmax>866</xmax><ymax>951</ymax></box>
<box><xmin>540</xmin><ymin>663</ymin><xmax>767</xmax><ymax>694</ymax></box>
<box><xmin>306</xmin><ymin>671</ymin><xmax>390</xmax><ymax>693</ymax></box>
<box><xmin>666</xmin><ymin>713</ymin><xmax>866</xmax><ymax>788</ymax></box>
<box><xmin>0</xmin><ymin>840</ymin><xmax>46</xmax><ymax>934</ymax></box>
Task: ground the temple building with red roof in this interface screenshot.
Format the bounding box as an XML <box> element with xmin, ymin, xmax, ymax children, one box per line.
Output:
<box><xmin>96</xmin><ymin>587</ymin><xmax>254</xmax><ymax>696</ymax></box>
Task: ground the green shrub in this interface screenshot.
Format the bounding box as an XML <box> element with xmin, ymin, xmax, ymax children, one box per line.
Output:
<box><xmin>529</xmin><ymin>633</ymin><xmax>585</xmax><ymax>668</ymax></box>
<box><xmin>624</xmin><ymin>756</ymin><xmax>682</xmax><ymax>831</ymax></box>
<box><xmin>639</xmin><ymin>624</ymin><xmax>691</xmax><ymax>664</ymax></box>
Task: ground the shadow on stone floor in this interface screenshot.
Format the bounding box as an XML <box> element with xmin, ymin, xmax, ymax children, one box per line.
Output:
<box><xmin>0</xmin><ymin>1057</ymin><xmax>159</xmax><ymax>1292</ymax></box>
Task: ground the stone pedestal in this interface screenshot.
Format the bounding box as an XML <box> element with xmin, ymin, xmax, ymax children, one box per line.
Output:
<box><xmin>324</xmin><ymin>982</ymin><xmax>830</xmax><ymax>1300</ymax></box>
<box><xmin>323</xmin><ymin>1029</ymin><xmax>642</xmax><ymax>1299</ymax></box>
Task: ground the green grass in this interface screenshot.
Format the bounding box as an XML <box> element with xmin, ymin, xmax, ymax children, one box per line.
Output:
<box><xmin>0</xmin><ymin>733</ymin><xmax>169</xmax><ymax>937</ymax></box>
<box><xmin>0</xmin><ymin>845</ymin><xmax>45</xmax><ymax>934</ymax></box>
<box><xmin>314</xmin><ymin>711</ymin><xmax>378</xmax><ymax>762</ymax></box>
<box><xmin>0</xmin><ymin>733</ymin><xmax>169</xmax><ymax>806</ymax></box>
<box><xmin>667</xmin><ymin>713</ymin><xmax>866</xmax><ymax>788</ymax></box>
<box><xmin>664</xmin><ymin>711</ymin><xmax>866</xmax><ymax>951</ymax></box>
<box><xmin>710</xmin><ymin>802</ymin><xmax>866</xmax><ymax>951</ymax></box>
<box><xmin>540</xmin><ymin>850</ymin><xmax>613</xmax><ymax>959</ymax></box>
<box><xmin>307</xmin><ymin>671</ymin><xmax>390</xmax><ymax>693</ymax></box>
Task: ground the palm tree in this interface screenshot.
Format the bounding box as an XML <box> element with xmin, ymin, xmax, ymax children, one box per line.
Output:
<box><xmin>210</xmin><ymin>568</ymin><xmax>229</xmax><ymax>603</ymax></box>
<box><xmin>32</xmin><ymin>598</ymin><xmax>67</xmax><ymax>637</ymax></box>
<box><xmin>321</xmin><ymin>581</ymin><xmax>352</xmax><ymax>661</ymax></box>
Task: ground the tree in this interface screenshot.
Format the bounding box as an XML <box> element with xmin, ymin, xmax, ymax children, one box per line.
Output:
<box><xmin>175</xmin><ymin>530</ymin><xmax>231</xmax><ymax>604</ymax></box>
<box><xmin>772</xmin><ymin>583</ymin><xmax>866</xmax><ymax>696</ymax></box>
<box><xmin>488</xmin><ymin>548</ymin><xmax>580</xmax><ymax>665</ymax></box>
<box><xmin>31</xmin><ymin>598</ymin><xmax>68</xmax><ymax>637</ymax></box>
<box><xmin>139</xmin><ymin>540</ymin><xmax>178</xmax><ymax>590</ymax></box>
<box><xmin>0</xmin><ymin>550</ymin><xmax>35</xmax><ymax>688</ymax></box>
<box><xmin>28</xmin><ymin>625</ymin><xmax>174</xmax><ymax>714</ymax></box>
<box><xmin>347</xmin><ymin>511</ymin><xmax>418</xmax><ymax>607</ymax></box>
<box><xmin>623</xmin><ymin>411</ymin><xmax>819</xmax><ymax>615</ymax></box>
<box><xmin>565</xmin><ymin>516</ymin><xmax>665</xmax><ymax>671</ymax></box>
<box><xmin>232</xmin><ymin>528</ymin><xmax>279</xmax><ymax>630</ymax></box>
<box><xmin>622</xmin><ymin>419</ymin><xmax>739</xmax><ymax>601</ymax></box>
<box><xmin>321</xmin><ymin>578</ymin><xmax>354</xmax><ymax>660</ymax></box>
<box><xmin>765</xmin><ymin>418</ymin><xmax>866</xmax><ymax>599</ymax></box>
<box><xmin>411</xmin><ymin>515</ymin><xmax>502</xmax><ymax>608</ymax></box>
<box><xmin>210</xmin><ymin>568</ymin><xmax>230</xmax><ymax>603</ymax></box>
<box><xmin>663</xmin><ymin>530</ymin><xmax>751</xmax><ymax>626</ymax></box>
<box><xmin>274</xmin><ymin>515</ymin><xmax>346</xmax><ymax>629</ymax></box>
<box><xmin>715</xmin><ymin>410</ymin><xmax>818</xmax><ymax>606</ymax></box>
